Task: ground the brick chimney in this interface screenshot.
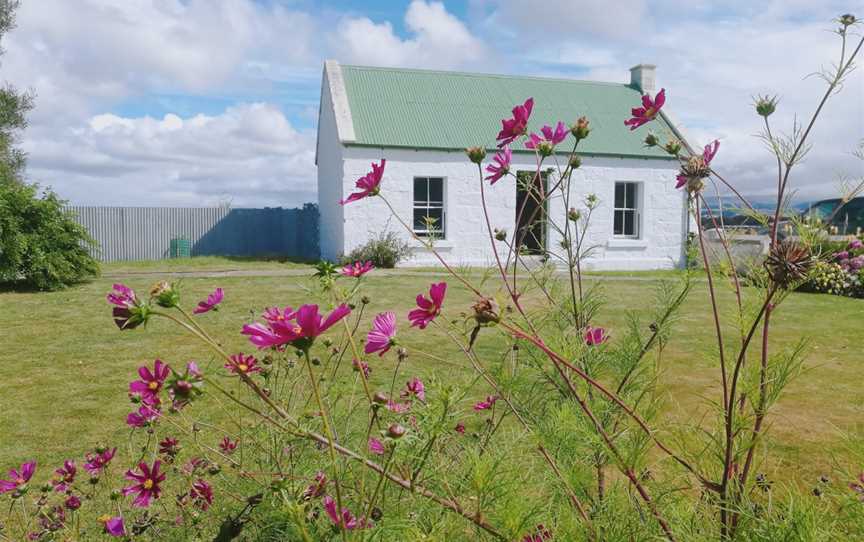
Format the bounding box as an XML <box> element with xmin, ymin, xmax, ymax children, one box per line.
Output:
<box><xmin>629</xmin><ymin>64</ymin><xmax>656</xmax><ymax>94</ymax></box>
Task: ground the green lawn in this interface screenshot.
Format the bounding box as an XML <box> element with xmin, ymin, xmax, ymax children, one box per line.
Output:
<box><xmin>0</xmin><ymin>262</ymin><xmax>861</xmax><ymax>484</ymax></box>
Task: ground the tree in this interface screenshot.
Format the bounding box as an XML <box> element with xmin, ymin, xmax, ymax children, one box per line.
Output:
<box><xmin>0</xmin><ymin>0</ymin><xmax>99</xmax><ymax>289</ymax></box>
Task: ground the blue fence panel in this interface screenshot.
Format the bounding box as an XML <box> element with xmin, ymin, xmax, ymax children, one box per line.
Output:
<box><xmin>66</xmin><ymin>205</ymin><xmax>319</xmax><ymax>262</ymax></box>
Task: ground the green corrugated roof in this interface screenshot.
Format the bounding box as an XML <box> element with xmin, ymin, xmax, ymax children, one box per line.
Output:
<box><xmin>340</xmin><ymin>65</ymin><xmax>678</xmax><ymax>159</ymax></box>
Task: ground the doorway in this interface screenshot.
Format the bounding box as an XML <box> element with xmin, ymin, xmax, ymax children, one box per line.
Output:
<box><xmin>515</xmin><ymin>170</ymin><xmax>547</xmax><ymax>255</ymax></box>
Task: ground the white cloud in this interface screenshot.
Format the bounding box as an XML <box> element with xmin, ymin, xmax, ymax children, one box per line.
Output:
<box><xmin>25</xmin><ymin>104</ymin><xmax>317</xmax><ymax>207</ymax></box>
<box><xmin>330</xmin><ymin>0</ymin><xmax>487</xmax><ymax>69</ymax></box>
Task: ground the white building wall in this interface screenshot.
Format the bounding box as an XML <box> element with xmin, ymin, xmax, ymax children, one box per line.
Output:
<box><xmin>315</xmin><ymin>70</ymin><xmax>345</xmax><ymax>262</ymax></box>
<box><xmin>331</xmin><ymin>146</ymin><xmax>687</xmax><ymax>271</ymax></box>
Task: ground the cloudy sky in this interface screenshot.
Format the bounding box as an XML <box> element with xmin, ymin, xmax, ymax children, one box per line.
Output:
<box><xmin>2</xmin><ymin>0</ymin><xmax>862</xmax><ymax>207</ymax></box>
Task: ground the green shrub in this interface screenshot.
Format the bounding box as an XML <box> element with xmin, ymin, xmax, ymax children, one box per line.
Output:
<box><xmin>0</xmin><ymin>181</ymin><xmax>99</xmax><ymax>290</ymax></box>
<box><xmin>342</xmin><ymin>230</ymin><xmax>410</xmax><ymax>268</ymax></box>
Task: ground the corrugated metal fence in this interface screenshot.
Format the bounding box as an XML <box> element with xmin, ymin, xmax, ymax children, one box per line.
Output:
<box><xmin>66</xmin><ymin>205</ymin><xmax>319</xmax><ymax>262</ymax></box>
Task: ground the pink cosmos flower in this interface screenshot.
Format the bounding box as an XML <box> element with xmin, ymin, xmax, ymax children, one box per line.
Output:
<box><xmin>103</xmin><ymin>516</ymin><xmax>125</xmax><ymax>537</ymax></box>
<box><xmin>107</xmin><ymin>283</ymin><xmax>147</xmax><ymax>330</ymax></box>
<box><xmin>340</xmin><ymin>159</ymin><xmax>386</xmax><ymax>205</ymax></box>
<box><xmin>850</xmin><ymin>473</ymin><xmax>864</xmax><ymax>501</ymax></box>
<box><xmin>126</xmin><ymin>404</ymin><xmax>161</xmax><ymax>428</ymax></box>
<box><xmin>352</xmin><ymin>359</ymin><xmax>371</xmax><ymax>378</ymax></box>
<box><xmin>129</xmin><ymin>359</ymin><xmax>170</xmax><ymax>406</ymax></box>
<box><xmin>497</xmin><ymin>98</ymin><xmax>534</xmax><ymax>147</ymax></box>
<box><xmin>524</xmin><ymin>121</ymin><xmax>568</xmax><ymax>151</ymax></box>
<box><xmin>485</xmin><ymin>147</ymin><xmax>512</xmax><ymax>185</ymax></box>
<box><xmin>83</xmin><ymin>448</ymin><xmax>116</xmax><ymax>476</ymax></box>
<box><xmin>401</xmin><ymin>377</ymin><xmax>426</xmax><ymax>402</ymax></box>
<box><xmin>303</xmin><ymin>471</ymin><xmax>327</xmax><ymax>500</ymax></box>
<box><xmin>625</xmin><ymin>88</ymin><xmax>666</xmax><ymax>130</ymax></box>
<box><xmin>408</xmin><ymin>282</ymin><xmax>446</xmax><ymax>329</ymax></box>
<box><xmin>64</xmin><ymin>494</ymin><xmax>82</xmax><ymax>510</ymax></box>
<box><xmin>107</xmin><ymin>283</ymin><xmax>137</xmax><ymax>308</ymax></box>
<box><xmin>584</xmin><ymin>326</ymin><xmax>608</xmax><ymax>346</ymax></box>
<box><xmin>676</xmin><ymin>139</ymin><xmax>720</xmax><ymax>189</ymax></box>
<box><xmin>52</xmin><ymin>460</ymin><xmax>76</xmax><ymax>492</ymax></box>
<box><xmin>849</xmin><ymin>239</ymin><xmax>863</xmax><ymax>250</ymax></box>
<box><xmin>189</xmin><ymin>479</ymin><xmax>214</xmax><ymax>510</ymax></box>
<box><xmin>368</xmin><ymin>438</ymin><xmax>385</xmax><ymax>456</ymax></box>
<box><xmin>0</xmin><ymin>461</ymin><xmax>36</xmax><ymax>493</ymax></box>
<box><xmin>342</xmin><ymin>260</ymin><xmax>374</xmax><ymax>278</ymax></box>
<box><xmin>225</xmin><ymin>353</ymin><xmax>261</xmax><ymax>375</ymax></box>
<box><xmin>522</xmin><ymin>524</ymin><xmax>553</xmax><ymax>542</ymax></box>
<box><xmin>219</xmin><ymin>436</ymin><xmax>238</xmax><ymax>455</ymax></box>
<box><xmin>455</xmin><ymin>422</ymin><xmax>466</xmax><ymax>434</ymax></box>
<box><xmin>242</xmin><ymin>303</ymin><xmax>351</xmax><ymax>350</ymax></box>
<box><xmin>159</xmin><ymin>437</ymin><xmax>180</xmax><ymax>457</ymax></box>
<box><xmin>322</xmin><ymin>495</ymin><xmax>370</xmax><ymax>530</ymax></box>
<box><xmin>122</xmin><ymin>460</ymin><xmax>166</xmax><ymax>508</ymax></box>
<box><xmin>166</xmin><ymin>361</ymin><xmax>204</xmax><ymax>410</ymax></box>
<box><xmin>386</xmin><ymin>400</ymin><xmax>411</xmax><ymax>413</ymax></box>
<box><xmin>473</xmin><ymin>395</ymin><xmax>498</xmax><ymax>411</ymax></box>
<box><xmin>365</xmin><ymin>312</ymin><xmax>397</xmax><ymax>356</ymax></box>
<box><xmin>193</xmin><ymin>287</ymin><xmax>224</xmax><ymax>314</ymax></box>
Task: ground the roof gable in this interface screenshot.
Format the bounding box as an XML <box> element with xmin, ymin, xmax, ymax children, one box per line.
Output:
<box><xmin>335</xmin><ymin>64</ymin><xmax>683</xmax><ymax>159</ymax></box>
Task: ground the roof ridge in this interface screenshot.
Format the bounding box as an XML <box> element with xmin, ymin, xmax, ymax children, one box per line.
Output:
<box><xmin>339</xmin><ymin>63</ymin><xmax>634</xmax><ymax>89</ymax></box>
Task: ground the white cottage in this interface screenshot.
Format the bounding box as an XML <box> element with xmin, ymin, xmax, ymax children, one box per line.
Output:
<box><xmin>316</xmin><ymin>61</ymin><xmax>694</xmax><ymax>270</ymax></box>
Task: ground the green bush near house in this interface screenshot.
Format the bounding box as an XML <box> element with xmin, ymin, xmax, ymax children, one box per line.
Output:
<box><xmin>342</xmin><ymin>230</ymin><xmax>411</xmax><ymax>268</ymax></box>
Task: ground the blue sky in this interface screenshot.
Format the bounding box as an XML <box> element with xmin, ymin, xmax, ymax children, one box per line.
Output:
<box><xmin>3</xmin><ymin>0</ymin><xmax>861</xmax><ymax>207</ymax></box>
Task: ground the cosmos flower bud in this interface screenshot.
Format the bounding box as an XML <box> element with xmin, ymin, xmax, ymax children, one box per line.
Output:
<box><xmin>494</xmin><ymin>228</ymin><xmax>507</xmax><ymax>241</ymax></box>
<box><xmin>387</xmin><ymin>424</ymin><xmax>406</xmax><ymax>439</ymax></box>
<box><xmin>755</xmin><ymin>95</ymin><xmax>778</xmax><ymax>117</ymax></box>
<box><xmin>643</xmin><ymin>133</ymin><xmax>659</xmax><ymax>147</ymax></box>
<box><xmin>585</xmin><ymin>193</ymin><xmax>599</xmax><ymax>209</ymax></box>
<box><xmin>569</xmin><ymin>154</ymin><xmax>582</xmax><ymax>169</ymax></box>
<box><xmin>568</xmin><ymin>208</ymin><xmax>581</xmax><ymax>222</ymax></box>
<box><xmin>571</xmin><ymin>116</ymin><xmax>591</xmax><ymax>140</ymax></box>
<box><xmin>373</xmin><ymin>392</ymin><xmax>389</xmax><ymax>405</ymax></box>
<box><xmin>466</xmin><ymin>146</ymin><xmax>487</xmax><ymax>164</ymax></box>
<box><xmin>536</xmin><ymin>141</ymin><xmax>554</xmax><ymax>157</ymax></box>
<box><xmin>361</xmin><ymin>295</ymin><xmax>371</xmax><ymax>305</ymax></box>
<box><xmin>839</xmin><ymin>13</ymin><xmax>856</xmax><ymax>26</ymax></box>
<box><xmin>664</xmin><ymin>139</ymin><xmax>682</xmax><ymax>156</ymax></box>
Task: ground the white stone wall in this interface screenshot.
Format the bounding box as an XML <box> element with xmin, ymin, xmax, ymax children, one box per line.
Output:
<box><xmin>329</xmin><ymin>146</ymin><xmax>688</xmax><ymax>271</ymax></box>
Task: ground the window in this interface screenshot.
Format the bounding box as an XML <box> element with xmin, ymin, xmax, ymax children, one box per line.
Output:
<box><xmin>613</xmin><ymin>182</ymin><xmax>640</xmax><ymax>237</ymax></box>
<box><xmin>413</xmin><ymin>177</ymin><xmax>445</xmax><ymax>238</ymax></box>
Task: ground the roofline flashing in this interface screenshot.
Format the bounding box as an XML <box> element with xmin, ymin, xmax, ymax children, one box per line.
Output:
<box><xmin>324</xmin><ymin>60</ymin><xmax>356</xmax><ymax>144</ymax></box>
<box><xmin>341</xmin><ymin>142</ymin><xmax>678</xmax><ymax>161</ymax></box>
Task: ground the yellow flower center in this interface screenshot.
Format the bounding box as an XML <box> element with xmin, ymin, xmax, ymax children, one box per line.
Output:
<box><xmin>645</xmin><ymin>107</ymin><xmax>656</xmax><ymax>118</ymax></box>
<box><xmin>148</xmin><ymin>381</ymin><xmax>159</xmax><ymax>390</ymax></box>
<box><xmin>98</xmin><ymin>514</ymin><xmax>112</xmax><ymax>524</ymax></box>
<box><xmin>238</xmin><ymin>364</ymin><xmax>248</xmax><ymax>372</ymax></box>
<box><xmin>143</xmin><ymin>479</ymin><xmax>154</xmax><ymax>489</ymax></box>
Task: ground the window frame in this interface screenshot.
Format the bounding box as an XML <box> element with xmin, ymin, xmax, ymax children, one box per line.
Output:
<box><xmin>412</xmin><ymin>176</ymin><xmax>446</xmax><ymax>239</ymax></box>
<box><xmin>613</xmin><ymin>181</ymin><xmax>641</xmax><ymax>239</ymax></box>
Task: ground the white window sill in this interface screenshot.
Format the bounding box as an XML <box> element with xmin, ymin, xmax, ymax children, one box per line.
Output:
<box><xmin>607</xmin><ymin>238</ymin><xmax>648</xmax><ymax>249</ymax></box>
<box><xmin>409</xmin><ymin>239</ymin><xmax>454</xmax><ymax>250</ymax></box>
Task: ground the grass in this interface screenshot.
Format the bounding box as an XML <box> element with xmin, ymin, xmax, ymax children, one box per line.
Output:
<box><xmin>0</xmin><ymin>263</ymin><xmax>861</xmax><ymax>486</ymax></box>
<box><xmin>101</xmin><ymin>255</ymin><xmax>310</xmax><ymax>274</ymax></box>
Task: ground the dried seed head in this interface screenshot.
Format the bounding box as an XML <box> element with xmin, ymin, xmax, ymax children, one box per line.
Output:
<box><xmin>494</xmin><ymin>228</ymin><xmax>507</xmax><ymax>242</ymax></box>
<box><xmin>644</xmin><ymin>133</ymin><xmax>659</xmax><ymax>147</ymax></box>
<box><xmin>466</xmin><ymin>146</ymin><xmax>487</xmax><ymax>164</ymax></box>
<box><xmin>568</xmin><ymin>154</ymin><xmax>582</xmax><ymax>169</ymax></box>
<box><xmin>664</xmin><ymin>139</ymin><xmax>682</xmax><ymax>156</ymax></box>
<box><xmin>387</xmin><ymin>423</ymin><xmax>406</xmax><ymax>439</ymax></box>
<box><xmin>754</xmin><ymin>95</ymin><xmax>778</xmax><ymax>117</ymax></box>
<box><xmin>472</xmin><ymin>297</ymin><xmax>500</xmax><ymax>325</ymax></box>
<box><xmin>764</xmin><ymin>240</ymin><xmax>812</xmax><ymax>288</ymax></box>
<box><xmin>570</xmin><ymin>116</ymin><xmax>590</xmax><ymax>140</ymax></box>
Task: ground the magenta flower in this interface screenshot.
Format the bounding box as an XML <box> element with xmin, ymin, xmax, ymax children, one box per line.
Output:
<box><xmin>408</xmin><ymin>282</ymin><xmax>446</xmax><ymax>329</ymax></box>
<box><xmin>103</xmin><ymin>516</ymin><xmax>125</xmax><ymax>537</ymax></box>
<box><xmin>0</xmin><ymin>461</ymin><xmax>36</xmax><ymax>493</ymax></box>
<box><xmin>485</xmin><ymin>147</ymin><xmax>512</xmax><ymax>185</ymax></box>
<box><xmin>166</xmin><ymin>362</ymin><xmax>204</xmax><ymax>409</ymax></box>
<box><xmin>107</xmin><ymin>283</ymin><xmax>136</xmax><ymax>308</ymax></box>
<box><xmin>107</xmin><ymin>283</ymin><xmax>148</xmax><ymax>330</ymax></box>
<box><xmin>122</xmin><ymin>460</ymin><xmax>165</xmax><ymax>508</ymax></box>
<box><xmin>340</xmin><ymin>159</ymin><xmax>385</xmax><ymax>205</ymax></box>
<box><xmin>473</xmin><ymin>395</ymin><xmax>498</xmax><ymax>411</ymax></box>
<box><xmin>193</xmin><ymin>287</ymin><xmax>224</xmax><ymax>314</ymax></box>
<box><xmin>242</xmin><ymin>303</ymin><xmax>351</xmax><ymax>350</ymax></box>
<box><xmin>497</xmin><ymin>98</ymin><xmax>534</xmax><ymax>147</ymax></box>
<box><xmin>625</xmin><ymin>88</ymin><xmax>666</xmax><ymax>130</ymax></box>
<box><xmin>126</xmin><ymin>404</ymin><xmax>161</xmax><ymax>428</ymax></box>
<box><xmin>189</xmin><ymin>479</ymin><xmax>214</xmax><ymax>510</ymax></box>
<box><xmin>225</xmin><ymin>353</ymin><xmax>261</xmax><ymax>375</ymax></box>
<box><xmin>386</xmin><ymin>400</ymin><xmax>411</xmax><ymax>413</ymax></box>
<box><xmin>365</xmin><ymin>311</ymin><xmax>397</xmax><ymax>356</ymax></box>
<box><xmin>219</xmin><ymin>436</ymin><xmax>238</xmax><ymax>455</ymax></box>
<box><xmin>849</xmin><ymin>239</ymin><xmax>863</xmax><ymax>250</ymax></box>
<box><xmin>584</xmin><ymin>326</ymin><xmax>608</xmax><ymax>346</ymax></box>
<box><xmin>52</xmin><ymin>460</ymin><xmax>76</xmax><ymax>492</ymax></box>
<box><xmin>524</xmin><ymin>121</ymin><xmax>568</xmax><ymax>151</ymax></box>
<box><xmin>322</xmin><ymin>495</ymin><xmax>370</xmax><ymax>530</ymax></box>
<box><xmin>522</xmin><ymin>524</ymin><xmax>553</xmax><ymax>542</ymax></box>
<box><xmin>83</xmin><ymin>448</ymin><xmax>116</xmax><ymax>476</ymax></box>
<box><xmin>401</xmin><ymin>377</ymin><xmax>426</xmax><ymax>402</ymax></box>
<box><xmin>455</xmin><ymin>422</ymin><xmax>466</xmax><ymax>434</ymax></box>
<box><xmin>64</xmin><ymin>494</ymin><xmax>82</xmax><ymax>510</ymax></box>
<box><xmin>129</xmin><ymin>359</ymin><xmax>170</xmax><ymax>406</ymax></box>
<box><xmin>342</xmin><ymin>260</ymin><xmax>374</xmax><ymax>278</ymax></box>
<box><xmin>159</xmin><ymin>437</ymin><xmax>181</xmax><ymax>457</ymax></box>
<box><xmin>352</xmin><ymin>359</ymin><xmax>371</xmax><ymax>378</ymax></box>
<box><xmin>303</xmin><ymin>471</ymin><xmax>327</xmax><ymax>500</ymax></box>
<box><xmin>368</xmin><ymin>438</ymin><xmax>385</xmax><ymax>456</ymax></box>
<box><xmin>850</xmin><ymin>473</ymin><xmax>864</xmax><ymax>501</ymax></box>
<box><xmin>676</xmin><ymin>139</ymin><xmax>720</xmax><ymax>189</ymax></box>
